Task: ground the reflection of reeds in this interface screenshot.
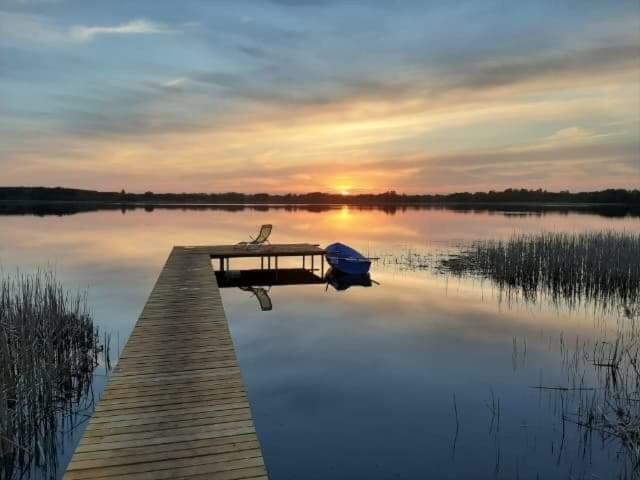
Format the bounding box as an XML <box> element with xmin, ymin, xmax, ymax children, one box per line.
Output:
<box><xmin>538</xmin><ymin>304</ymin><xmax>640</xmax><ymax>475</ymax></box>
<box><xmin>0</xmin><ymin>270</ymin><xmax>104</xmax><ymax>479</ymax></box>
<box><xmin>440</xmin><ymin>231</ymin><xmax>640</xmax><ymax>307</ymax></box>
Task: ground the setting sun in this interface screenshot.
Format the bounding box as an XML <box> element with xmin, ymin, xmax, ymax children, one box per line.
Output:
<box><xmin>335</xmin><ymin>181</ymin><xmax>355</xmax><ymax>196</ymax></box>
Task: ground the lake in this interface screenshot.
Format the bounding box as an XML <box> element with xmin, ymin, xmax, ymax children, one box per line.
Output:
<box><xmin>1</xmin><ymin>205</ymin><xmax>638</xmax><ymax>479</ymax></box>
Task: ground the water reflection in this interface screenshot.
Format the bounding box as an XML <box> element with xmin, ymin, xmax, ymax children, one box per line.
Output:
<box><xmin>216</xmin><ymin>268</ymin><xmax>325</xmax><ymax>311</ymax></box>
<box><xmin>216</xmin><ymin>266</ymin><xmax>376</xmax><ymax>312</ymax></box>
<box><xmin>325</xmin><ymin>268</ymin><xmax>373</xmax><ymax>291</ymax></box>
<box><xmin>223</xmin><ymin>263</ymin><xmax>639</xmax><ymax>478</ymax></box>
<box><xmin>1</xmin><ymin>206</ymin><xmax>639</xmax><ymax>478</ymax></box>
<box><xmin>1</xmin><ymin>202</ymin><xmax>638</xmax><ymax>218</ymax></box>
<box><xmin>216</xmin><ymin>268</ymin><xmax>325</xmax><ymax>289</ymax></box>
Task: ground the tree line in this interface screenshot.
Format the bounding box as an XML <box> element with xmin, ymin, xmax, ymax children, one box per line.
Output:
<box><xmin>0</xmin><ymin>187</ymin><xmax>638</xmax><ymax>204</ymax></box>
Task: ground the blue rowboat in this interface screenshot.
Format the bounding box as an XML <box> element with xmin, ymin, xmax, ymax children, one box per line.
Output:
<box><xmin>325</xmin><ymin>242</ymin><xmax>371</xmax><ymax>275</ymax></box>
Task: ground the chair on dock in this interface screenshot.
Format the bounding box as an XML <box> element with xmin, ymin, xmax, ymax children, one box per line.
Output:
<box><xmin>237</xmin><ymin>224</ymin><xmax>272</xmax><ymax>248</ymax></box>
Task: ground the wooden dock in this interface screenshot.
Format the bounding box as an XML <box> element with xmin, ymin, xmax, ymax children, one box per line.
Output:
<box><xmin>64</xmin><ymin>245</ymin><xmax>288</xmax><ymax>480</ymax></box>
<box><xmin>188</xmin><ymin>243</ymin><xmax>326</xmax><ymax>272</ymax></box>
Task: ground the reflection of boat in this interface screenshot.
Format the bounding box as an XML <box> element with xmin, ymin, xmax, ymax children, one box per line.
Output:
<box><xmin>325</xmin><ymin>268</ymin><xmax>372</xmax><ymax>291</ymax></box>
<box><xmin>325</xmin><ymin>243</ymin><xmax>371</xmax><ymax>275</ymax></box>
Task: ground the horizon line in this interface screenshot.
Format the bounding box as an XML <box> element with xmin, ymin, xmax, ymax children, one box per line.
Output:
<box><xmin>2</xmin><ymin>186</ymin><xmax>639</xmax><ymax>197</ymax></box>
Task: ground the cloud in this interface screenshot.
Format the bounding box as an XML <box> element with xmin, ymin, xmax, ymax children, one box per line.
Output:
<box><xmin>439</xmin><ymin>44</ymin><xmax>640</xmax><ymax>95</ymax></box>
<box><xmin>0</xmin><ymin>13</ymin><xmax>173</xmax><ymax>45</ymax></box>
<box><xmin>544</xmin><ymin>127</ymin><xmax>596</xmax><ymax>145</ymax></box>
<box><xmin>69</xmin><ymin>19</ymin><xmax>173</xmax><ymax>42</ymax></box>
<box><xmin>161</xmin><ymin>77</ymin><xmax>189</xmax><ymax>90</ymax></box>
<box><xmin>1</xmin><ymin>1</ymin><xmax>638</xmax><ymax>193</ymax></box>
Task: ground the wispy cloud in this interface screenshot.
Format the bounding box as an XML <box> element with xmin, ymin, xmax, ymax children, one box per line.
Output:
<box><xmin>69</xmin><ymin>19</ymin><xmax>173</xmax><ymax>42</ymax></box>
<box><xmin>0</xmin><ymin>13</ymin><xmax>173</xmax><ymax>45</ymax></box>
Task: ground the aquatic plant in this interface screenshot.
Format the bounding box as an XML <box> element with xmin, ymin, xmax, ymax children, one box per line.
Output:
<box><xmin>376</xmin><ymin>249</ymin><xmax>432</xmax><ymax>270</ymax></box>
<box><xmin>440</xmin><ymin>231</ymin><xmax>640</xmax><ymax>307</ymax></box>
<box><xmin>537</xmin><ymin>304</ymin><xmax>640</xmax><ymax>475</ymax></box>
<box><xmin>0</xmin><ymin>270</ymin><xmax>105</xmax><ymax>479</ymax></box>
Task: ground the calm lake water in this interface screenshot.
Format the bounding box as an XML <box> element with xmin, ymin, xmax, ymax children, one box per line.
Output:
<box><xmin>1</xmin><ymin>205</ymin><xmax>639</xmax><ymax>479</ymax></box>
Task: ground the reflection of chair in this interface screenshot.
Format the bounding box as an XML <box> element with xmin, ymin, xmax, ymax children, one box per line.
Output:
<box><xmin>240</xmin><ymin>286</ymin><xmax>273</xmax><ymax>311</ymax></box>
<box><xmin>236</xmin><ymin>224</ymin><xmax>272</xmax><ymax>248</ymax></box>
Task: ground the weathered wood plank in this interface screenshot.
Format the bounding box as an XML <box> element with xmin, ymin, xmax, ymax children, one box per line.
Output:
<box><xmin>64</xmin><ymin>247</ymin><xmax>270</xmax><ymax>479</ymax></box>
<box><xmin>69</xmin><ymin>456</ymin><xmax>265</xmax><ymax>480</ymax></box>
<box><xmin>67</xmin><ymin>437</ymin><xmax>260</xmax><ymax>469</ymax></box>
<box><xmin>67</xmin><ymin>442</ymin><xmax>261</xmax><ymax>472</ymax></box>
<box><xmin>87</xmin><ymin>402</ymin><xmax>251</xmax><ymax>424</ymax></box>
<box><xmin>64</xmin><ymin>448</ymin><xmax>264</xmax><ymax>479</ymax></box>
<box><xmin>83</xmin><ymin>412</ymin><xmax>253</xmax><ymax>438</ymax></box>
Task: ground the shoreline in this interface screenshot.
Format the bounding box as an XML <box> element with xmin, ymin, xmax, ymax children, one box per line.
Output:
<box><xmin>1</xmin><ymin>199</ymin><xmax>638</xmax><ymax>207</ymax></box>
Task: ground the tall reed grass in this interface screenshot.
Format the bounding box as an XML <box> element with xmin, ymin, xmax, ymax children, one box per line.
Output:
<box><xmin>0</xmin><ymin>270</ymin><xmax>105</xmax><ymax>479</ymax></box>
<box><xmin>441</xmin><ymin>231</ymin><xmax>640</xmax><ymax>307</ymax></box>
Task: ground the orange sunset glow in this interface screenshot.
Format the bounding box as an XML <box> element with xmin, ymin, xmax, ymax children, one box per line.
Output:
<box><xmin>1</xmin><ymin>2</ymin><xmax>638</xmax><ymax>193</ymax></box>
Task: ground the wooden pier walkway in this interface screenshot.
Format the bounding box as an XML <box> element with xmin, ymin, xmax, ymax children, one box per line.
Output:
<box><xmin>64</xmin><ymin>246</ymin><xmax>275</xmax><ymax>480</ymax></box>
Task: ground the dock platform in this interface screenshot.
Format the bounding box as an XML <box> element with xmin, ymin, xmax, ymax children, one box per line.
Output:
<box><xmin>187</xmin><ymin>243</ymin><xmax>326</xmax><ymax>272</ymax></box>
<box><xmin>64</xmin><ymin>245</ymin><xmax>295</xmax><ymax>479</ymax></box>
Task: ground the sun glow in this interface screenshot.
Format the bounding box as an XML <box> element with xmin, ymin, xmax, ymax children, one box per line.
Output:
<box><xmin>336</xmin><ymin>184</ymin><xmax>353</xmax><ymax>196</ymax></box>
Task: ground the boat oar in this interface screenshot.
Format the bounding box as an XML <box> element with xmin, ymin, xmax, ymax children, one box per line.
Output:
<box><xmin>326</xmin><ymin>256</ymin><xmax>379</xmax><ymax>262</ymax></box>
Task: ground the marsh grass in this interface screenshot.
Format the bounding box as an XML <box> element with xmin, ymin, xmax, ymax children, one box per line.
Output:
<box><xmin>440</xmin><ymin>231</ymin><xmax>640</xmax><ymax>308</ymax></box>
<box><xmin>441</xmin><ymin>231</ymin><xmax>640</xmax><ymax>475</ymax></box>
<box><xmin>537</xmin><ymin>304</ymin><xmax>640</xmax><ymax>475</ymax></box>
<box><xmin>0</xmin><ymin>269</ymin><xmax>105</xmax><ymax>479</ymax></box>
<box><xmin>374</xmin><ymin>249</ymin><xmax>432</xmax><ymax>270</ymax></box>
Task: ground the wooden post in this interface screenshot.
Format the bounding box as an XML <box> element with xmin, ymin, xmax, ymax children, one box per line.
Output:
<box><xmin>268</xmin><ymin>256</ymin><xmax>271</xmax><ymax>270</ymax></box>
<box><xmin>303</xmin><ymin>255</ymin><xmax>306</xmax><ymax>269</ymax></box>
<box><xmin>321</xmin><ymin>255</ymin><xmax>324</xmax><ymax>276</ymax></box>
<box><xmin>275</xmin><ymin>256</ymin><xmax>278</xmax><ymax>270</ymax></box>
<box><xmin>311</xmin><ymin>255</ymin><xmax>315</xmax><ymax>271</ymax></box>
<box><xmin>261</xmin><ymin>256</ymin><xmax>264</xmax><ymax>269</ymax></box>
<box><xmin>219</xmin><ymin>258</ymin><xmax>224</xmax><ymax>272</ymax></box>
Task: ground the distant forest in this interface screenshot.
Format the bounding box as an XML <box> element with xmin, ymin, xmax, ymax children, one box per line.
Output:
<box><xmin>0</xmin><ymin>187</ymin><xmax>638</xmax><ymax>205</ymax></box>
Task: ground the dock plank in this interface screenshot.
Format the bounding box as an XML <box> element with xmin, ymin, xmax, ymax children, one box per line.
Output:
<box><xmin>64</xmin><ymin>247</ymin><xmax>270</xmax><ymax>479</ymax></box>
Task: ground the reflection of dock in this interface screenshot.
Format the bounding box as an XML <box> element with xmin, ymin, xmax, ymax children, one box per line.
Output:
<box><xmin>217</xmin><ymin>268</ymin><xmax>326</xmax><ymax>312</ymax></box>
<box><xmin>216</xmin><ymin>268</ymin><xmax>324</xmax><ymax>288</ymax></box>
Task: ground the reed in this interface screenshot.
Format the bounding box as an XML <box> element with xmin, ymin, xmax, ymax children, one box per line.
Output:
<box><xmin>541</xmin><ymin>304</ymin><xmax>640</xmax><ymax>474</ymax></box>
<box><xmin>441</xmin><ymin>231</ymin><xmax>640</xmax><ymax>307</ymax></box>
<box><xmin>0</xmin><ymin>269</ymin><xmax>104</xmax><ymax>479</ymax></box>
<box><xmin>376</xmin><ymin>249</ymin><xmax>431</xmax><ymax>270</ymax></box>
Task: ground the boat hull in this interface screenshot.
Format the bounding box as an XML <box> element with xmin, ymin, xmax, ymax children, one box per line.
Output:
<box><xmin>325</xmin><ymin>243</ymin><xmax>371</xmax><ymax>275</ymax></box>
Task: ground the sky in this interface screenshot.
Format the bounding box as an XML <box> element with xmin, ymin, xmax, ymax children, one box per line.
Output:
<box><xmin>0</xmin><ymin>0</ymin><xmax>639</xmax><ymax>194</ymax></box>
